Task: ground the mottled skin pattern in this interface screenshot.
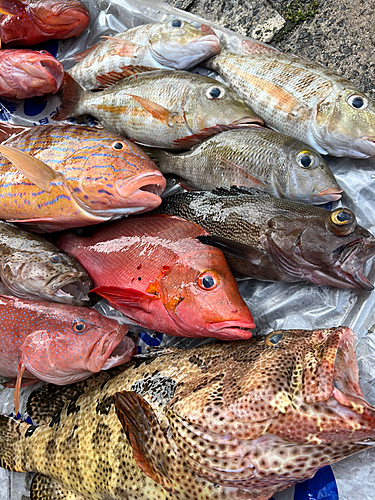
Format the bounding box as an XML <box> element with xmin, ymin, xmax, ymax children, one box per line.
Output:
<box><xmin>55</xmin><ymin>70</ymin><xmax>263</xmax><ymax>149</ymax></box>
<box><xmin>149</xmin><ymin>128</ymin><xmax>341</xmax><ymax>204</ymax></box>
<box><xmin>205</xmin><ymin>46</ymin><xmax>375</xmax><ymax>158</ymax></box>
<box><xmin>1</xmin><ymin>327</ymin><xmax>375</xmax><ymax>500</ymax></box>
<box><xmin>68</xmin><ymin>21</ymin><xmax>220</xmax><ymax>90</ymax></box>
<box><xmin>155</xmin><ymin>188</ymin><xmax>375</xmax><ymax>289</ymax></box>
<box><xmin>0</xmin><ymin>124</ymin><xmax>165</xmax><ymax>231</ymax></box>
<box><xmin>0</xmin><ymin>221</ymin><xmax>91</xmax><ymax>305</ymax></box>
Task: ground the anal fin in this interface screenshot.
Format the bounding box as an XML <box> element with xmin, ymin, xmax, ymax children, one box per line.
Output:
<box><xmin>31</xmin><ymin>474</ymin><xmax>85</xmax><ymax>500</ymax></box>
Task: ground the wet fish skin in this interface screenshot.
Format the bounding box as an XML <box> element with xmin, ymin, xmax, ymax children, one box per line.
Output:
<box><xmin>0</xmin><ymin>49</ymin><xmax>64</xmax><ymax>99</ymax></box>
<box><xmin>205</xmin><ymin>44</ymin><xmax>375</xmax><ymax>158</ymax></box>
<box><xmin>0</xmin><ymin>294</ymin><xmax>135</xmax><ymax>387</ymax></box>
<box><xmin>155</xmin><ymin>187</ymin><xmax>375</xmax><ymax>289</ymax></box>
<box><xmin>0</xmin><ymin>0</ymin><xmax>90</xmax><ymax>46</ymax></box>
<box><xmin>148</xmin><ymin>128</ymin><xmax>342</xmax><ymax>204</ymax></box>
<box><xmin>1</xmin><ymin>327</ymin><xmax>375</xmax><ymax>500</ymax></box>
<box><xmin>54</xmin><ymin>70</ymin><xmax>263</xmax><ymax>149</ymax></box>
<box><xmin>0</xmin><ymin>124</ymin><xmax>166</xmax><ymax>231</ymax></box>
<box><xmin>58</xmin><ymin>214</ymin><xmax>255</xmax><ymax>339</ymax></box>
<box><xmin>68</xmin><ymin>20</ymin><xmax>220</xmax><ymax>90</ymax></box>
<box><xmin>0</xmin><ymin>221</ymin><xmax>92</xmax><ymax>305</ymax></box>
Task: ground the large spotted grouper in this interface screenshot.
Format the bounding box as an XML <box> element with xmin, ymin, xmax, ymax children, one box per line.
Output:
<box><xmin>1</xmin><ymin>326</ymin><xmax>375</xmax><ymax>500</ymax></box>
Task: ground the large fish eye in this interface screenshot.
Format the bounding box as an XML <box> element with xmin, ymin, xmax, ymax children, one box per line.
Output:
<box><xmin>169</xmin><ymin>19</ymin><xmax>184</xmax><ymax>29</ymax></box>
<box><xmin>296</xmin><ymin>151</ymin><xmax>316</xmax><ymax>169</ymax></box>
<box><xmin>111</xmin><ymin>141</ymin><xmax>126</xmax><ymax>151</ymax></box>
<box><xmin>197</xmin><ymin>270</ymin><xmax>219</xmax><ymax>290</ymax></box>
<box><xmin>347</xmin><ymin>94</ymin><xmax>368</xmax><ymax>110</ymax></box>
<box><xmin>206</xmin><ymin>85</ymin><xmax>225</xmax><ymax>100</ymax></box>
<box><xmin>265</xmin><ymin>331</ymin><xmax>284</xmax><ymax>346</ymax></box>
<box><xmin>326</xmin><ymin>208</ymin><xmax>356</xmax><ymax>236</ymax></box>
<box><xmin>50</xmin><ymin>253</ymin><xmax>63</xmax><ymax>264</ymax></box>
<box><xmin>72</xmin><ymin>319</ymin><xmax>87</xmax><ymax>334</ymax></box>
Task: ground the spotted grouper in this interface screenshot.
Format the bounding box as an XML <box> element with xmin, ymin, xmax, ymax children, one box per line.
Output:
<box><xmin>1</xmin><ymin>326</ymin><xmax>375</xmax><ymax>500</ymax></box>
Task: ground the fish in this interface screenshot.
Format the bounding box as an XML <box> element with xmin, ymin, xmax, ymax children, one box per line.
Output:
<box><xmin>1</xmin><ymin>326</ymin><xmax>375</xmax><ymax>500</ymax></box>
<box><xmin>0</xmin><ymin>0</ymin><xmax>90</xmax><ymax>47</ymax></box>
<box><xmin>204</xmin><ymin>41</ymin><xmax>375</xmax><ymax>158</ymax></box>
<box><xmin>155</xmin><ymin>187</ymin><xmax>375</xmax><ymax>290</ymax></box>
<box><xmin>0</xmin><ymin>294</ymin><xmax>135</xmax><ymax>414</ymax></box>
<box><xmin>0</xmin><ymin>220</ymin><xmax>92</xmax><ymax>305</ymax></box>
<box><xmin>0</xmin><ymin>123</ymin><xmax>166</xmax><ymax>232</ymax></box>
<box><xmin>0</xmin><ymin>49</ymin><xmax>64</xmax><ymax>99</ymax></box>
<box><xmin>57</xmin><ymin>214</ymin><xmax>255</xmax><ymax>339</ymax></box>
<box><xmin>147</xmin><ymin>128</ymin><xmax>342</xmax><ymax>204</ymax></box>
<box><xmin>68</xmin><ymin>20</ymin><xmax>220</xmax><ymax>90</ymax></box>
<box><xmin>53</xmin><ymin>70</ymin><xmax>264</xmax><ymax>149</ymax></box>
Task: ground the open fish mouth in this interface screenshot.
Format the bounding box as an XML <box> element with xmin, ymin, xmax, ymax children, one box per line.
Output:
<box><xmin>47</xmin><ymin>273</ymin><xmax>93</xmax><ymax>305</ymax></box>
<box><xmin>116</xmin><ymin>172</ymin><xmax>166</xmax><ymax>212</ymax></box>
<box><xmin>89</xmin><ymin>325</ymin><xmax>135</xmax><ymax>372</ymax></box>
<box><xmin>229</xmin><ymin>117</ymin><xmax>264</xmax><ymax>128</ymax></box>
<box><xmin>39</xmin><ymin>59</ymin><xmax>64</xmax><ymax>90</ymax></box>
<box><xmin>313</xmin><ymin>187</ymin><xmax>343</xmax><ymax>204</ymax></box>
<box><xmin>206</xmin><ymin>320</ymin><xmax>254</xmax><ymax>340</ymax></box>
<box><xmin>335</xmin><ymin>238</ymin><xmax>375</xmax><ymax>290</ymax></box>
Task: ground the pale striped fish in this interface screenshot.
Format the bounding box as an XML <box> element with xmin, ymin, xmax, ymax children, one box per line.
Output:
<box><xmin>54</xmin><ymin>70</ymin><xmax>263</xmax><ymax>149</ymax></box>
<box><xmin>68</xmin><ymin>20</ymin><xmax>220</xmax><ymax>90</ymax></box>
<box><xmin>205</xmin><ymin>42</ymin><xmax>375</xmax><ymax>158</ymax></box>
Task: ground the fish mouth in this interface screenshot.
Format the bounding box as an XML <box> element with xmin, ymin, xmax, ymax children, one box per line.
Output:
<box><xmin>46</xmin><ymin>272</ymin><xmax>93</xmax><ymax>305</ymax></box>
<box><xmin>34</xmin><ymin>5</ymin><xmax>90</xmax><ymax>37</ymax></box>
<box><xmin>313</xmin><ymin>187</ymin><xmax>343</xmax><ymax>204</ymax></box>
<box><xmin>39</xmin><ymin>59</ymin><xmax>64</xmax><ymax>91</ymax></box>
<box><xmin>205</xmin><ymin>320</ymin><xmax>254</xmax><ymax>340</ymax></box>
<box><xmin>115</xmin><ymin>173</ymin><xmax>166</xmax><ymax>213</ymax></box>
<box><xmin>229</xmin><ymin>117</ymin><xmax>264</xmax><ymax>128</ymax></box>
<box><xmin>335</xmin><ymin>238</ymin><xmax>375</xmax><ymax>290</ymax></box>
<box><xmin>191</xmin><ymin>34</ymin><xmax>220</xmax><ymax>49</ymax></box>
<box><xmin>88</xmin><ymin>325</ymin><xmax>136</xmax><ymax>372</ymax></box>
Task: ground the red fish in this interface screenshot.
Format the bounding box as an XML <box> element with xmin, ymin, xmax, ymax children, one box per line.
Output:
<box><xmin>0</xmin><ymin>294</ymin><xmax>135</xmax><ymax>413</ymax></box>
<box><xmin>0</xmin><ymin>0</ymin><xmax>90</xmax><ymax>47</ymax></box>
<box><xmin>58</xmin><ymin>214</ymin><xmax>255</xmax><ymax>340</ymax></box>
<box><xmin>0</xmin><ymin>49</ymin><xmax>64</xmax><ymax>99</ymax></box>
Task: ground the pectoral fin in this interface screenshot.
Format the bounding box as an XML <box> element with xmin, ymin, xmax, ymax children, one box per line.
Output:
<box><xmin>113</xmin><ymin>391</ymin><xmax>175</xmax><ymax>491</ymax></box>
<box><xmin>73</xmin><ymin>42</ymin><xmax>102</xmax><ymax>61</ymax></box>
<box><xmin>197</xmin><ymin>235</ymin><xmax>267</xmax><ymax>266</ymax></box>
<box><xmin>101</xmin><ymin>37</ymin><xmax>137</xmax><ymax>57</ymax></box>
<box><xmin>31</xmin><ymin>474</ymin><xmax>85</xmax><ymax>500</ymax></box>
<box><xmin>92</xmin><ymin>286</ymin><xmax>158</xmax><ymax>312</ymax></box>
<box><xmin>0</xmin><ymin>145</ymin><xmax>64</xmax><ymax>192</ymax></box>
<box><xmin>125</xmin><ymin>94</ymin><xmax>177</xmax><ymax>126</ymax></box>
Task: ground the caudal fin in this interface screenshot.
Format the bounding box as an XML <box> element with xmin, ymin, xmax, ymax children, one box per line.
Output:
<box><xmin>0</xmin><ymin>414</ymin><xmax>30</xmax><ymax>472</ymax></box>
<box><xmin>53</xmin><ymin>72</ymin><xmax>84</xmax><ymax>121</ymax></box>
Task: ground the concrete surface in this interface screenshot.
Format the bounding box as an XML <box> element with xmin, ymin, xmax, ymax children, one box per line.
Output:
<box><xmin>163</xmin><ymin>0</ymin><xmax>375</xmax><ymax>100</ymax></box>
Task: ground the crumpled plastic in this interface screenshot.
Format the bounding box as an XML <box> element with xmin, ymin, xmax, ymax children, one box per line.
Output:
<box><xmin>0</xmin><ymin>1</ymin><xmax>375</xmax><ymax>499</ymax></box>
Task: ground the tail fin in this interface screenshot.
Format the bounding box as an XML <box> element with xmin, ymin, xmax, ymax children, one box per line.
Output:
<box><xmin>53</xmin><ymin>72</ymin><xmax>84</xmax><ymax>121</ymax></box>
<box><xmin>0</xmin><ymin>414</ymin><xmax>30</xmax><ymax>472</ymax></box>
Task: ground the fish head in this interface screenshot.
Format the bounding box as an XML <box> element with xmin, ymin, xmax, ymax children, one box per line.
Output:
<box><xmin>264</xmin><ymin>206</ymin><xmax>375</xmax><ymax>289</ymax></box>
<box><xmin>20</xmin><ymin>308</ymin><xmax>135</xmax><ymax>385</ymax></box>
<box><xmin>148</xmin><ymin>20</ymin><xmax>219</xmax><ymax>70</ymax></box>
<box><xmin>182</xmin><ymin>76</ymin><xmax>263</xmax><ymax>143</ymax></box>
<box><xmin>275</xmin><ymin>138</ymin><xmax>343</xmax><ymax>204</ymax></box>
<box><xmin>0</xmin><ymin>49</ymin><xmax>64</xmax><ymax>100</ymax></box>
<box><xmin>169</xmin><ymin>327</ymin><xmax>375</xmax><ymax>494</ymax></box>
<box><xmin>29</xmin><ymin>0</ymin><xmax>90</xmax><ymax>39</ymax></box>
<box><xmin>314</xmin><ymin>88</ymin><xmax>375</xmax><ymax>158</ymax></box>
<box><xmin>1</xmin><ymin>247</ymin><xmax>93</xmax><ymax>305</ymax></box>
<box><xmin>63</xmin><ymin>134</ymin><xmax>166</xmax><ymax>216</ymax></box>
<box><xmin>156</xmin><ymin>239</ymin><xmax>254</xmax><ymax>339</ymax></box>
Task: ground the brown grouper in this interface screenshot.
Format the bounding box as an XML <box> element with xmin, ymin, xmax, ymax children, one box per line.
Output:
<box><xmin>1</xmin><ymin>327</ymin><xmax>375</xmax><ymax>499</ymax></box>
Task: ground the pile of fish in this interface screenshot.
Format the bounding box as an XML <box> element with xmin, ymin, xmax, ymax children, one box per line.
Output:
<box><xmin>0</xmin><ymin>0</ymin><xmax>375</xmax><ymax>499</ymax></box>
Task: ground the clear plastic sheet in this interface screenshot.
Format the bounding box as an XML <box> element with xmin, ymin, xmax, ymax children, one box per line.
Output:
<box><xmin>0</xmin><ymin>1</ymin><xmax>375</xmax><ymax>499</ymax></box>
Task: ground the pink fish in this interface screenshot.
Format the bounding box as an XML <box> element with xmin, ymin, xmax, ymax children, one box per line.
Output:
<box><xmin>0</xmin><ymin>294</ymin><xmax>135</xmax><ymax>413</ymax></box>
<box><xmin>0</xmin><ymin>49</ymin><xmax>64</xmax><ymax>99</ymax></box>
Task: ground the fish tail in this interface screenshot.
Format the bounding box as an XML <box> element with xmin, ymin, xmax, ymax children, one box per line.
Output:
<box><xmin>0</xmin><ymin>414</ymin><xmax>30</xmax><ymax>472</ymax></box>
<box><xmin>53</xmin><ymin>72</ymin><xmax>84</xmax><ymax>121</ymax></box>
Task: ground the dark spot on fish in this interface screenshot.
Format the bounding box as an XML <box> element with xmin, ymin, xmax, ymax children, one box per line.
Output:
<box><xmin>131</xmin><ymin>375</ymin><xmax>176</xmax><ymax>405</ymax></box>
<box><xmin>66</xmin><ymin>395</ymin><xmax>81</xmax><ymax>416</ymax></box>
<box><xmin>73</xmin><ymin>187</ymin><xmax>81</xmax><ymax>193</ymax></box>
<box><xmin>25</xmin><ymin>425</ymin><xmax>37</xmax><ymax>438</ymax></box>
<box><xmin>138</xmin><ymin>276</ymin><xmax>141</xmax><ymax>281</ymax></box>
<box><xmin>137</xmin><ymin>264</ymin><xmax>142</xmax><ymax>270</ymax></box>
<box><xmin>189</xmin><ymin>355</ymin><xmax>203</xmax><ymax>366</ymax></box>
<box><xmin>48</xmin><ymin>408</ymin><xmax>62</xmax><ymax>427</ymax></box>
<box><xmin>96</xmin><ymin>396</ymin><xmax>113</xmax><ymax>415</ymax></box>
<box><xmin>100</xmin><ymin>380</ymin><xmax>108</xmax><ymax>390</ymax></box>
<box><xmin>92</xmin><ymin>422</ymin><xmax>111</xmax><ymax>448</ymax></box>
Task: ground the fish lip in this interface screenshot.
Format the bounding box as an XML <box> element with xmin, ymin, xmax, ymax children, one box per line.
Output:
<box><xmin>115</xmin><ymin>173</ymin><xmax>166</xmax><ymax>209</ymax></box>
<box><xmin>230</xmin><ymin>117</ymin><xmax>264</xmax><ymax>127</ymax></box>
<box><xmin>190</xmin><ymin>34</ymin><xmax>220</xmax><ymax>47</ymax></box>
<box><xmin>40</xmin><ymin>59</ymin><xmax>64</xmax><ymax>91</ymax></box>
<box><xmin>336</xmin><ymin>238</ymin><xmax>375</xmax><ymax>290</ymax></box>
<box><xmin>205</xmin><ymin>320</ymin><xmax>254</xmax><ymax>340</ymax></box>
<box><xmin>46</xmin><ymin>272</ymin><xmax>93</xmax><ymax>305</ymax></box>
<box><xmin>88</xmin><ymin>325</ymin><xmax>134</xmax><ymax>372</ymax></box>
<box><xmin>313</xmin><ymin>187</ymin><xmax>343</xmax><ymax>203</ymax></box>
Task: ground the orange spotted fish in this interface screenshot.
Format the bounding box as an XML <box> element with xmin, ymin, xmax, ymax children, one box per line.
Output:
<box><xmin>0</xmin><ymin>124</ymin><xmax>166</xmax><ymax>232</ymax></box>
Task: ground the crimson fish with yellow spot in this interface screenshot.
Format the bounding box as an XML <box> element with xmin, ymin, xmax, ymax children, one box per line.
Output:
<box><xmin>58</xmin><ymin>214</ymin><xmax>255</xmax><ymax>339</ymax></box>
<box><xmin>1</xmin><ymin>326</ymin><xmax>375</xmax><ymax>500</ymax></box>
<box><xmin>0</xmin><ymin>123</ymin><xmax>166</xmax><ymax>232</ymax></box>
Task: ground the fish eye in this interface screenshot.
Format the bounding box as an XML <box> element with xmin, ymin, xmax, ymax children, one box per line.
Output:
<box><xmin>111</xmin><ymin>141</ymin><xmax>126</xmax><ymax>151</ymax></box>
<box><xmin>326</xmin><ymin>208</ymin><xmax>356</xmax><ymax>236</ymax></box>
<box><xmin>169</xmin><ymin>19</ymin><xmax>184</xmax><ymax>28</ymax></box>
<box><xmin>265</xmin><ymin>331</ymin><xmax>284</xmax><ymax>346</ymax></box>
<box><xmin>206</xmin><ymin>86</ymin><xmax>225</xmax><ymax>100</ymax></box>
<box><xmin>347</xmin><ymin>94</ymin><xmax>368</xmax><ymax>110</ymax></box>
<box><xmin>72</xmin><ymin>319</ymin><xmax>87</xmax><ymax>334</ymax></box>
<box><xmin>197</xmin><ymin>270</ymin><xmax>219</xmax><ymax>290</ymax></box>
<box><xmin>296</xmin><ymin>151</ymin><xmax>315</xmax><ymax>169</ymax></box>
<box><xmin>50</xmin><ymin>253</ymin><xmax>62</xmax><ymax>264</ymax></box>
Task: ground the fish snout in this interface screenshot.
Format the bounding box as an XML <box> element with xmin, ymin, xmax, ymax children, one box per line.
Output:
<box><xmin>89</xmin><ymin>324</ymin><xmax>135</xmax><ymax>372</ymax></box>
<box><xmin>339</xmin><ymin>237</ymin><xmax>375</xmax><ymax>290</ymax></box>
<box><xmin>46</xmin><ymin>271</ymin><xmax>93</xmax><ymax>305</ymax></box>
<box><xmin>115</xmin><ymin>172</ymin><xmax>166</xmax><ymax>212</ymax></box>
<box><xmin>314</xmin><ymin>187</ymin><xmax>343</xmax><ymax>203</ymax></box>
<box><xmin>205</xmin><ymin>319</ymin><xmax>255</xmax><ymax>340</ymax></box>
<box><xmin>39</xmin><ymin>57</ymin><xmax>65</xmax><ymax>91</ymax></box>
